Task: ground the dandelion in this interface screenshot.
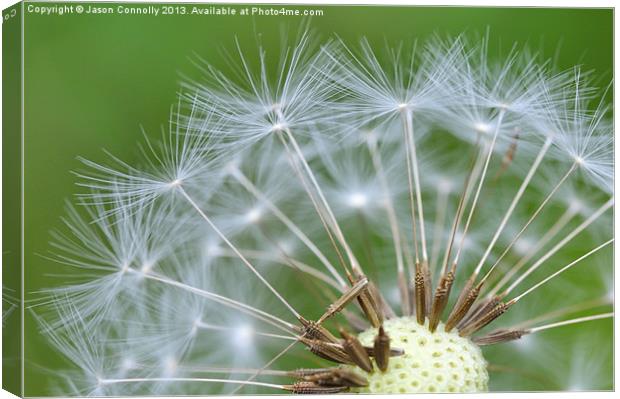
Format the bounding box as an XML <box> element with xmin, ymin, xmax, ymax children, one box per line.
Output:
<box><xmin>35</xmin><ymin>32</ymin><xmax>613</xmax><ymax>395</ymax></box>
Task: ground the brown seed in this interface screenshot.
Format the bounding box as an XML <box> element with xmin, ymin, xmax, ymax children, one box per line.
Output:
<box><xmin>445</xmin><ymin>279</ymin><xmax>482</xmax><ymax>332</ymax></box>
<box><xmin>373</xmin><ymin>326</ymin><xmax>391</xmax><ymax>372</ymax></box>
<box><xmin>421</xmin><ymin>259</ymin><xmax>433</xmax><ymax>315</ymax></box>
<box><xmin>364</xmin><ymin>345</ymin><xmax>404</xmax><ymax>358</ymax></box>
<box><xmin>473</xmin><ymin>329</ymin><xmax>525</xmax><ymax>346</ymax></box>
<box><xmin>303</xmin><ymin>369</ymin><xmax>368</xmax><ymax>388</ymax></box>
<box><xmin>359</xmin><ymin>285</ymin><xmax>384</xmax><ymax>328</ymax></box>
<box><xmin>414</xmin><ymin>264</ymin><xmax>426</xmax><ymax>325</ymax></box>
<box><xmin>459</xmin><ymin>300</ymin><xmax>514</xmax><ymax>337</ymax></box>
<box><xmin>340</xmin><ymin>329</ymin><xmax>374</xmax><ymax>372</ymax></box>
<box><xmin>318</xmin><ymin>277</ymin><xmax>369</xmax><ymax>323</ymax></box>
<box><xmin>284</xmin><ymin>381</ymin><xmax>349</xmax><ymax>394</ymax></box>
<box><xmin>299</xmin><ymin>317</ymin><xmax>339</xmax><ymax>343</ymax></box>
<box><xmin>347</xmin><ymin>273</ymin><xmax>383</xmax><ymax>328</ymax></box>
<box><xmin>457</xmin><ymin>295</ymin><xmax>500</xmax><ymax>330</ymax></box>
<box><xmin>370</xmin><ymin>280</ymin><xmax>397</xmax><ymax>319</ymax></box>
<box><xmin>290</xmin><ymin>368</ymin><xmax>334</xmax><ymax>378</ymax></box>
<box><xmin>368</xmin><ymin>291</ymin><xmax>385</xmax><ymax>327</ymax></box>
<box><xmin>301</xmin><ymin>337</ymin><xmax>352</xmax><ymax>364</ymax></box>
<box><xmin>428</xmin><ymin>269</ymin><xmax>455</xmax><ymax>332</ymax></box>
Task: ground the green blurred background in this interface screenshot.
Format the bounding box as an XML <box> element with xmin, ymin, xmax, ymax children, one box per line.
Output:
<box><xmin>14</xmin><ymin>2</ymin><xmax>612</xmax><ymax>395</ymax></box>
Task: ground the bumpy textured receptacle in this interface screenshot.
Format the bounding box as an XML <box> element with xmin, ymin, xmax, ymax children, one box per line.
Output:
<box><xmin>347</xmin><ymin>317</ymin><xmax>488</xmax><ymax>393</ymax></box>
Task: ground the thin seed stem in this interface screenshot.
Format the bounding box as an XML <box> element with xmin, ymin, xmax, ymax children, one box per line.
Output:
<box><xmin>527</xmin><ymin>313</ymin><xmax>613</xmax><ymax>334</ymax></box>
<box><xmin>179</xmin><ymin>367</ymin><xmax>289</xmax><ymax>377</ymax></box>
<box><xmin>430</xmin><ymin>185</ymin><xmax>450</xmax><ymax>274</ymax></box>
<box><xmin>400</xmin><ymin>110</ymin><xmax>420</xmax><ymax>262</ymax></box>
<box><xmin>474</xmin><ymin>137</ymin><xmax>552</xmax><ymax>275</ymax></box>
<box><xmin>231</xmin><ymin>338</ymin><xmax>299</xmax><ymax>394</ymax></box>
<box><xmin>277</xmin><ymin>133</ymin><xmax>350</xmax><ymax>274</ymax></box>
<box><xmin>452</xmin><ymin>109</ymin><xmax>505</xmax><ymax>269</ymax></box>
<box><xmin>480</xmin><ymin>161</ymin><xmax>578</xmax><ymax>286</ymax></box>
<box><xmin>355</xmin><ymin>211</ymin><xmax>378</xmax><ymax>272</ymax></box>
<box><xmin>216</xmin><ymin>248</ymin><xmax>343</xmax><ymax>291</ymax></box>
<box><xmin>400</xmin><ymin>224</ymin><xmax>417</xmax><ymax>280</ymax></box>
<box><xmin>231</xmin><ymin>168</ymin><xmax>347</xmax><ymax>288</ymax></box>
<box><xmin>511</xmin><ymin>239</ymin><xmax>613</xmax><ymax>303</ymax></box>
<box><xmin>401</xmin><ymin>108</ymin><xmax>428</xmax><ymax>260</ymax></box>
<box><xmin>282</xmin><ymin>127</ymin><xmax>362</xmax><ymax>274</ymax></box>
<box><xmin>177</xmin><ymin>186</ymin><xmax>301</xmax><ymax>319</ymax></box>
<box><xmin>141</xmin><ymin>271</ymin><xmax>296</xmax><ymax>332</ymax></box>
<box><xmin>194</xmin><ymin>321</ymin><xmax>297</xmax><ymax>341</ymax></box>
<box><xmin>367</xmin><ymin>136</ymin><xmax>409</xmax><ymax>315</ymax></box>
<box><xmin>504</xmin><ymin>198</ymin><xmax>613</xmax><ymax>295</ymax></box>
<box><xmin>99</xmin><ymin>377</ymin><xmax>284</xmax><ymax>390</ymax></box>
<box><xmin>441</xmin><ymin>139</ymin><xmax>486</xmax><ymax>276</ymax></box>
<box><xmin>512</xmin><ymin>296</ymin><xmax>611</xmax><ymax>330</ymax></box>
<box><xmin>486</xmin><ymin>205</ymin><xmax>577</xmax><ymax>297</ymax></box>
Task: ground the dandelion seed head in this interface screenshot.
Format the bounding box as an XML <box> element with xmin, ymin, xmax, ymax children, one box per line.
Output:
<box><xmin>349</xmin><ymin>318</ymin><xmax>488</xmax><ymax>393</ymax></box>
<box><xmin>38</xmin><ymin>30</ymin><xmax>613</xmax><ymax>395</ymax></box>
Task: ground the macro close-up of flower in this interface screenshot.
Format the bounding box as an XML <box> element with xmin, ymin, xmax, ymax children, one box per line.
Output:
<box><xmin>19</xmin><ymin>12</ymin><xmax>613</xmax><ymax>397</ymax></box>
